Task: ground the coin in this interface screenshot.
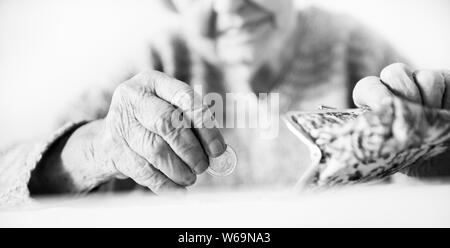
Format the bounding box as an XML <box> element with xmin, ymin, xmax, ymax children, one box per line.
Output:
<box><xmin>207</xmin><ymin>145</ymin><xmax>237</xmax><ymax>177</ymax></box>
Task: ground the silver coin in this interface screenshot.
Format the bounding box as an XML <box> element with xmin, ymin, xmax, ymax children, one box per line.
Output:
<box><xmin>207</xmin><ymin>145</ymin><xmax>237</xmax><ymax>177</ymax></box>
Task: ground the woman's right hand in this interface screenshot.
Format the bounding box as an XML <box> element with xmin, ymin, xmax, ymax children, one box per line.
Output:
<box><xmin>87</xmin><ymin>70</ymin><xmax>226</xmax><ymax>193</ymax></box>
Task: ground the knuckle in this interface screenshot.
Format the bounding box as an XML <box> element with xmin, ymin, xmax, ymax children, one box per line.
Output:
<box><xmin>178</xmin><ymin>140</ymin><xmax>202</xmax><ymax>159</ymax></box>
<box><xmin>111</xmin><ymin>82</ymin><xmax>142</xmax><ymax>110</ymax></box>
<box><xmin>154</xmin><ymin>109</ymin><xmax>180</xmax><ymax>137</ymax></box>
<box><xmin>147</xmin><ymin>174</ymin><xmax>168</xmax><ymax>191</ymax></box>
<box><xmin>137</xmin><ymin>70</ymin><xmax>174</xmax><ymax>89</ymax></box>
<box><xmin>115</xmin><ymin>72</ymin><xmax>158</xmax><ymax>102</ymax></box>
<box><xmin>134</xmin><ymin>69</ymin><xmax>158</xmax><ymax>83</ymax></box>
<box><xmin>173</xmin><ymin>87</ymin><xmax>196</xmax><ymax>109</ymax></box>
<box><xmin>152</xmin><ymin>179</ymin><xmax>173</xmax><ymax>193</ymax></box>
<box><xmin>139</xmin><ymin>133</ymin><xmax>171</xmax><ymax>168</ymax></box>
<box><xmin>174</xmin><ymin>87</ymin><xmax>195</xmax><ymax>101</ymax></box>
<box><xmin>380</xmin><ymin>63</ymin><xmax>411</xmax><ymax>80</ymax></box>
<box><xmin>131</xmin><ymin>164</ymin><xmax>153</xmax><ymax>184</ymax></box>
<box><xmin>115</xmin><ymin>81</ymin><xmax>136</xmax><ymax>98</ymax></box>
<box><xmin>111</xmin><ymin>83</ymin><xmax>130</xmax><ymax>105</ymax></box>
<box><xmin>151</xmin><ymin>136</ymin><xmax>170</xmax><ymax>156</ymax></box>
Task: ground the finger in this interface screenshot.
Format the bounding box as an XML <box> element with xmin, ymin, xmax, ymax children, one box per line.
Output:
<box><xmin>191</xmin><ymin>110</ymin><xmax>226</xmax><ymax>159</ymax></box>
<box><xmin>167</xmin><ymin>86</ymin><xmax>226</xmax><ymax>158</ymax></box>
<box><xmin>380</xmin><ymin>63</ymin><xmax>422</xmax><ymax>103</ymax></box>
<box><xmin>117</xmin><ymin>147</ymin><xmax>186</xmax><ymax>194</ymax></box>
<box><xmin>441</xmin><ymin>70</ymin><xmax>450</xmax><ymax>109</ymax></box>
<box><xmin>126</xmin><ymin>127</ymin><xmax>197</xmax><ymax>186</ymax></box>
<box><xmin>352</xmin><ymin>76</ymin><xmax>395</xmax><ymax>110</ymax></box>
<box><xmin>135</xmin><ymin>70</ymin><xmax>227</xmax><ymax>158</ymax></box>
<box><xmin>413</xmin><ymin>70</ymin><xmax>446</xmax><ymax>108</ymax></box>
<box><xmin>136</xmin><ymin>95</ymin><xmax>210</xmax><ymax>175</ymax></box>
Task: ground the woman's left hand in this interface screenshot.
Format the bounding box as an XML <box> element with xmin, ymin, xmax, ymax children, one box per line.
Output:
<box><xmin>352</xmin><ymin>63</ymin><xmax>450</xmax><ymax>178</ymax></box>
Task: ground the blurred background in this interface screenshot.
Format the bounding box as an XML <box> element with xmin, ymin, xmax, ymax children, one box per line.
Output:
<box><xmin>1</xmin><ymin>0</ymin><xmax>449</xmax><ymax>147</ymax></box>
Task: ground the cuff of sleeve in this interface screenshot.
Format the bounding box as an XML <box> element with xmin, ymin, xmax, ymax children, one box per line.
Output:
<box><xmin>0</xmin><ymin>120</ymin><xmax>90</xmax><ymax>208</ymax></box>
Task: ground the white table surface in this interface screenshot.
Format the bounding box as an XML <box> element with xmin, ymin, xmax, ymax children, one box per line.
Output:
<box><xmin>1</xmin><ymin>183</ymin><xmax>450</xmax><ymax>227</ymax></box>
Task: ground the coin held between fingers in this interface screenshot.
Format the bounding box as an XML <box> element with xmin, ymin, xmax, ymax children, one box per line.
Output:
<box><xmin>207</xmin><ymin>145</ymin><xmax>237</xmax><ymax>177</ymax></box>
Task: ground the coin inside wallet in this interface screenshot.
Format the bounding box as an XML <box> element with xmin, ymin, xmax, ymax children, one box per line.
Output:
<box><xmin>284</xmin><ymin>97</ymin><xmax>450</xmax><ymax>188</ymax></box>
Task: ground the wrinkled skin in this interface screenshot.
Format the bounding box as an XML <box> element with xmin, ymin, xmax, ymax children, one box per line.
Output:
<box><xmin>102</xmin><ymin>71</ymin><xmax>227</xmax><ymax>192</ymax></box>
<box><xmin>353</xmin><ymin>63</ymin><xmax>450</xmax><ymax>178</ymax></box>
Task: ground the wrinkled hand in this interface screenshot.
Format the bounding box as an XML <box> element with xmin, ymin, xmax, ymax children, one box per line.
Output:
<box><xmin>352</xmin><ymin>63</ymin><xmax>450</xmax><ymax>178</ymax></box>
<box><xmin>94</xmin><ymin>70</ymin><xmax>226</xmax><ymax>193</ymax></box>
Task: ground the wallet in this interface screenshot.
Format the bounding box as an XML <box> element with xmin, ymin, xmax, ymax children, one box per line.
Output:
<box><xmin>284</xmin><ymin>98</ymin><xmax>450</xmax><ymax>187</ymax></box>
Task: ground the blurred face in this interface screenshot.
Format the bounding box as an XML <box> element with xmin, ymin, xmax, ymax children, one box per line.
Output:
<box><xmin>171</xmin><ymin>0</ymin><xmax>296</xmax><ymax>66</ymax></box>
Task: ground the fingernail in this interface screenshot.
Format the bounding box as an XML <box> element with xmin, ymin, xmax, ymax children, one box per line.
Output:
<box><xmin>185</xmin><ymin>173</ymin><xmax>197</xmax><ymax>186</ymax></box>
<box><xmin>194</xmin><ymin>160</ymin><xmax>209</xmax><ymax>174</ymax></box>
<box><xmin>208</xmin><ymin>138</ymin><xmax>225</xmax><ymax>157</ymax></box>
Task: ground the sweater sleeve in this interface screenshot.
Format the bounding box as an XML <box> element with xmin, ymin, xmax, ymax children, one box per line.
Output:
<box><xmin>0</xmin><ymin>121</ymin><xmax>88</xmax><ymax>208</ymax></box>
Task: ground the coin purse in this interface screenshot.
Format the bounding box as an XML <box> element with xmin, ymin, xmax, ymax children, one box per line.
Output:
<box><xmin>284</xmin><ymin>97</ymin><xmax>450</xmax><ymax>187</ymax></box>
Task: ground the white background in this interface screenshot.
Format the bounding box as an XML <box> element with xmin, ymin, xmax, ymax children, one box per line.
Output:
<box><xmin>1</xmin><ymin>0</ymin><xmax>450</xmax><ymax>146</ymax></box>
